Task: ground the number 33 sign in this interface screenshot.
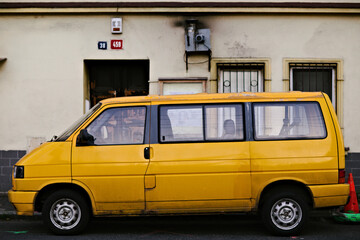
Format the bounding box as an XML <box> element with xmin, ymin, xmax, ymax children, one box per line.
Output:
<box><xmin>111</xmin><ymin>40</ymin><xmax>123</xmax><ymax>49</ymax></box>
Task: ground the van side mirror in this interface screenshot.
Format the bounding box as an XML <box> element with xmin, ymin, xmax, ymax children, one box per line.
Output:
<box><xmin>76</xmin><ymin>129</ymin><xmax>95</xmax><ymax>146</ymax></box>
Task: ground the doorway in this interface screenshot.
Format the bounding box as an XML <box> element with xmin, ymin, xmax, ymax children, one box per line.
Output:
<box><xmin>85</xmin><ymin>60</ymin><xmax>149</xmax><ymax>107</ymax></box>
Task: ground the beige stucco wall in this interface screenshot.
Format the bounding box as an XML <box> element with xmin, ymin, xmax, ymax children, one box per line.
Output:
<box><xmin>1</xmin><ymin>12</ymin><xmax>360</xmax><ymax>151</ymax></box>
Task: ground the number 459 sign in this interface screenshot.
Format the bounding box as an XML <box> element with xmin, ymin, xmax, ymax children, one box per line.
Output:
<box><xmin>111</xmin><ymin>40</ymin><xmax>123</xmax><ymax>49</ymax></box>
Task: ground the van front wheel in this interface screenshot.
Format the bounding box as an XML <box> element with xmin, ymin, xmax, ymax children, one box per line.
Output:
<box><xmin>42</xmin><ymin>190</ymin><xmax>90</xmax><ymax>235</ymax></box>
<box><xmin>261</xmin><ymin>190</ymin><xmax>309</xmax><ymax>236</ymax></box>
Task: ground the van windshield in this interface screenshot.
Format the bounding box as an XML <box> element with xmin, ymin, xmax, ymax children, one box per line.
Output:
<box><xmin>55</xmin><ymin>103</ymin><xmax>102</xmax><ymax>141</ymax></box>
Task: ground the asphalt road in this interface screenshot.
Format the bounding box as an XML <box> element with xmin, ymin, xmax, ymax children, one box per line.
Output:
<box><xmin>1</xmin><ymin>214</ymin><xmax>360</xmax><ymax>240</ymax></box>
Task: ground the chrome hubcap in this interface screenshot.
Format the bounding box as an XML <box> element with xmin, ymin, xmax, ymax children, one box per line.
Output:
<box><xmin>271</xmin><ymin>198</ymin><xmax>302</xmax><ymax>230</ymax></box>
<box><xmin>50</xmin><ymin>198</ymin><xmax>81</xmax><ymax>230</ymax></box>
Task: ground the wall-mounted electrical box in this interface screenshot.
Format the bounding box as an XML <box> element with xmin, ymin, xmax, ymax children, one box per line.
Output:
<box><xmin>111</xmin><ymin>18</ymin><xmax>122</xmax><ymax>34</ymax></box>
<box><xmin>185</xmin><ymin>28</ymin><xmax>211</xmax><ymax>52</ymax></box>
<box><xmin>184</xmin><ymin>19</ymin><xmax>211</xmax><ymax>71</ymax></box>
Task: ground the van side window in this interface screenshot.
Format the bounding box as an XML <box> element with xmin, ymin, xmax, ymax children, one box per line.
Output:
<box><xmin>159</xmin><ymin>104</ymin><xmax>244</xmax><ymax>143</ymax></box>
<box><xmin>86</xmin><ymin>107</ymin><xmax>146</xmax><ymax>145</ymax></box>
<box><xmin>205</xmin><ymin>104</ymin><xmax>244</xmax><ymax>141</ymax></box>
<box><xmin>160</xmin><ymin>105</ymin><xmax>204</xmax><ymax>142</ymax></box>
<box><xmin>253</xmin><ymin>102</ymin><xmax>326</xmax><ymax>140</ymax></box>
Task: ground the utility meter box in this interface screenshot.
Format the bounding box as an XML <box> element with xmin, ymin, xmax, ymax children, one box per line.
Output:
<box><xmin>185</xmin><ymin>28</ymin><xmax>211</xmax><ymax>52</ymax></box>
<box><xmin>111</xmin><ymin>18</ymin><xmax>122</xmax><ymax>34</ymax></box>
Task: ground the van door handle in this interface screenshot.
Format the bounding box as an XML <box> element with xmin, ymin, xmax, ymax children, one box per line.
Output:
<box><xmin>144</xmin><ymin>147</ymin><xmax>150</xmax><ymax>159</ymax></box>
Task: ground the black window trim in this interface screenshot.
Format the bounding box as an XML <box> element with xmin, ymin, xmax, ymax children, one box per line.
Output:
<box><xmin>158</xmin><ymin>103</ymin><xmax>246</xmax><ymax>144</ymax></box>
<box><xmin>252</xmin><ymin>101</ymin><xmax>328</xmax><ymax>141</ymax></box>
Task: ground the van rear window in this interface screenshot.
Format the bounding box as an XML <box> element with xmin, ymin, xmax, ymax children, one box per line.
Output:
<box><xmin>253</xmin><ymin>102</ymin><xmax>327</xmax><ymax>140</ymax></box>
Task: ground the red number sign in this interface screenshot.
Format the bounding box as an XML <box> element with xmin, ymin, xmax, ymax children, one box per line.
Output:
<box><xmin>111</xmin><ymin>40</ymin><xmax>123</xmax><ymax>49</ymax></box>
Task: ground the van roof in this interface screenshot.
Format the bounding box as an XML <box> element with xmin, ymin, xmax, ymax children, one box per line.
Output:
<box><xmin>100</xmin><ymin>91</ymin><xmax>324</xmax><ymax>104</ymax></box>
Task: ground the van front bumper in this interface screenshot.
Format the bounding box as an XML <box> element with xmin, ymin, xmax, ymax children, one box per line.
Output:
<box><xmin>309</xmin><ymin>184</ymin><xmax>349</xmax><ymax>208</ymax></box>
<box><xmin>8</xmin><ymin>190</ymin><xmax>37</xmax><ymax>216</ymax></box>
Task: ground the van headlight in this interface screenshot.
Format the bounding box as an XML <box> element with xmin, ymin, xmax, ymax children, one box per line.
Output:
<box><xmin>14</xmin><ymin>166</ymin><xmax>24</xmax><ymax>179</ymax></box>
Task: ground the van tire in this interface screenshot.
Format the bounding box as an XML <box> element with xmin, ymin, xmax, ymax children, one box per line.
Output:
<box><xmin>261</xmin><ymin>189</ymin><xmax>309</xmax><ymax>236</ymax></box>
<box><xmin>42</xmin><ymin>189</ymin><xmax>90</xmax><ymax>235</ymax></box>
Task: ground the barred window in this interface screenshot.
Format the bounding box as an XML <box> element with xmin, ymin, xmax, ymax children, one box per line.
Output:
<box><xmin>290</xmin><ymin>63</ymin><xmax>336</xmax><ymax>108</ymax></box>
<box><xmin>218</xmin><ymin>63</ymin><xmax>264</xmax><ymax>93</ymax></box>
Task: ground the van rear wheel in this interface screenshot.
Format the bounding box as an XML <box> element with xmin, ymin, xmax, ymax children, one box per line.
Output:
<box><xmin>42</xmin><ymin>190</ymin><xmax>90</xmax><ymax>235</ymax></box>
<box><xmin>261</xmin><ymin>189</ymin><xmax>309</xmax><ymax>236</ymax></box>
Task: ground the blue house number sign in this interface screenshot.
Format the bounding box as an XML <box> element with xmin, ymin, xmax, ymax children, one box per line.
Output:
<box><xmin>98</xmin><ymin>41</ymin><xmax>107</xmax><ymax>50</ymax></box>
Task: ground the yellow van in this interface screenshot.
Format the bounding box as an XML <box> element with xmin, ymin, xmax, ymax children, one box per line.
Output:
<box><xmin>8</xmin><ymin>92</ymin><xmax>349</xmax><ymax>236</ymax></box>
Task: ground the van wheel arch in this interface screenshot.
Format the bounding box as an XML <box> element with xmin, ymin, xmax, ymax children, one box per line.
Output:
<box><xmin>258</xmin><ymin>181</ymin><xmax>313</xmax><ymax>210</ymax></box>
<box><xmin>35</xmin><ymin>183</ymin><xmax>93</xmax><ymax>215</ymax></box>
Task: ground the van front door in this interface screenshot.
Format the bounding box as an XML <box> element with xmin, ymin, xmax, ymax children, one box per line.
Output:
<box><xmin>72</xmin><ymin>103</ymin><xmax>150</xmax><ymax>214</ymax></box>
<box><xmin>145</xmin><ymin>103</ymin><xmax>251</xmax><ymax>213</ymax></box>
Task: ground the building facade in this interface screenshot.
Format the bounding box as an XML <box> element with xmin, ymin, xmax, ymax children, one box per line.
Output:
<box><xmin>1</xmin><ymin>0</ymin><xmax>360</xmax><ymax>192</ymax></box>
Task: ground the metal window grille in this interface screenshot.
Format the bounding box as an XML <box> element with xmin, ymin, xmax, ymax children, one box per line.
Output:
<box><xmin>218</xmin><ymin>63</ymin><xmax>264</xmax><ymax>93</ymax></box>
<box><xmin>290</xmin><ymin>63</ymin><xmax>337</xmax><ymax>107</ymax></box>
